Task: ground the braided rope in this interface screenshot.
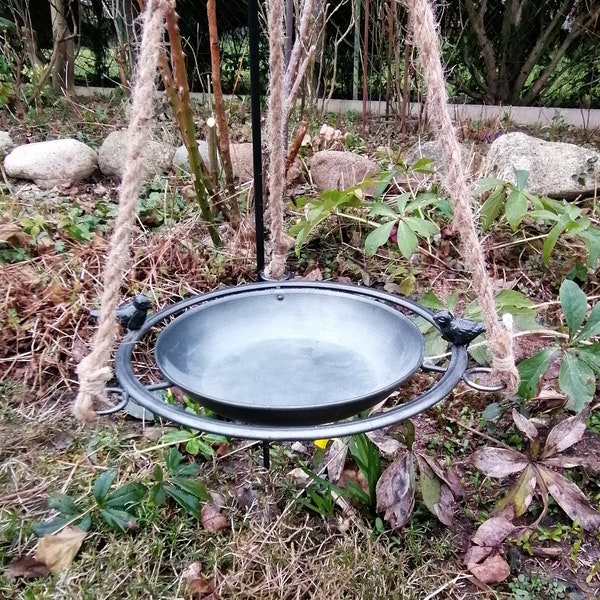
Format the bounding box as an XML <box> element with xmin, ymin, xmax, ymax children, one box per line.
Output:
<box><xmin>403</xmin><ymin>0</ymin><xmax>519</xmax><ymax>394</ymax></box>
<box><xmin>73</xmin><ymin>0</ymin><xmax>169</xmax><ymax>422</ymax></box>
<box><xmin>265</xmin><ymin>0</ymin><xmax>293</xmax><ymax>279</ymax></box>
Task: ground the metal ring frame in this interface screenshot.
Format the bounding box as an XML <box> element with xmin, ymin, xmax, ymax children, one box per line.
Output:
<box><xmin>115</xmin><ymin>281</ymin><xmax>476</xmax><ymax>440</ymax></box>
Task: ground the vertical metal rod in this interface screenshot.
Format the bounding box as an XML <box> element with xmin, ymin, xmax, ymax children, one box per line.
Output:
<box><xmin>262</xmin><ymin>440</ymin><xmax>271</xmax><ymax>469</ymax></box>
<box><xmin>247</xmin><ymin>0</ymin><xmax>266</xmax><ymax>278</ymax></box>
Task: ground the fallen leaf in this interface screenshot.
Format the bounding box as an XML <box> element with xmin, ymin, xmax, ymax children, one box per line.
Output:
<box><xmin>304</xmin><ymin>266</ymin><xmax>323</xmax><ymax>281</ymax></box>
<box><xmin>287</xmin><ymin>467</ymin><xmax>311</xmax><ymax>486</ymax></box>
<box><xmin>463</xmin><ymin>545</ymin><xmax>492</xmax><ymax>565</ymax></box>
<box><xmin>366</xmin><ymin>429</ymin><xmax>402</xmax><ymax>457</ymax></box>
<box><xmin>182</xmin><ymin>561</ymin><xmax>220</xmax><ymax>600</ymax></box>
<box><xmin>471</xmin><ymin>447</ymin><xmax>529</xmax><ymax>478</ymax></box>
<box><xmin>417</xmin><ymin>455</ymin><xmax>454</xmax><ymax>526</ymax></box>
<box><xmin>35</xmin><ymin>526</ymin><xmax>87</xmax><ymax>572</ymax></box>
<box><xmin>325</xmin><ymin>438</ymin><xmax>348</xmax><ymax>483</ymax></box>
<box><xmin>471</xmin><ymin>516</ymin><xmax>516</xmax><ymax>548</ymax></box>
<box><xmin>541</xmin><ymin>455</ymin><xmax>591</xmax><ymax>469</ymax></box>
<box><xmin>6</xmin><ymin>556</ymin><xmax>50</xmax><ymax>579</ymax></box>
<box><xmin>0</xmin><ymin>222</ymin><xmax>30</xmax><ymax>246</ymax></box>
<box><xmin>468</xmin><ymin>553</ymin><xmax>511</xmax><ymax>584</ymax></box>
<box><xmin>376</xmin><ymin>451</ymin><xmax>415</xmax><ymax>531</ymax></box>
<box><xmin>200</xmin><ymin>504</ymin><xmax>229</xmax><ymax>533</ymax></box>
<box><xmin>512</xmin><ymin>409</ymin><xmax>539</xmax><ymax>442</ymax></box>
<box><xmin>541</xmin><ymin>412</ymin><xmax>588</xmax><ymax>459</ymax></box>
<box><xmin>338</xmin><ymin>467</ymin><xmax>369</xmax><ymax>495</ymax></box>
<box><xmin>418</xmin><ymin>453</ymin><xmax>464</xmax><ymax>499</ymax></box>
<box><xmin>537</xmin><ymin>465</ymin><xmax>600</xmax><ymax>531</ymax></box>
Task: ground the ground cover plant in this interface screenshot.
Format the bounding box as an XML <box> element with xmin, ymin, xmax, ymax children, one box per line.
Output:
<box><xmin>1</xmin><ymin>94</ymin><xmax>600</xmax><ymax>599</ymax></box>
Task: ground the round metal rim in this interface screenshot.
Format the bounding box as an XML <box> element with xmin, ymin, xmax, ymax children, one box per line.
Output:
<box><xmin>115</xmin><ymin>281</ymin><xmax>468</xmax><ymax>440</ymax></box>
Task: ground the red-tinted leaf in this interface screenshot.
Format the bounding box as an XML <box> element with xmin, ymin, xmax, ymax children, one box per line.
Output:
<box><xmin>376</xmin><ymin>451</ymin><xmax>415</xmax><ymax>531</ymax></box>
<box><xmin>472</xmin><ymin>447</ymin><xmax>529</xmax><ymax>478</ymax></box>
<box><xmin>467</xmin><ymin>554</ymin><xmax>511</xmax><ymax>584</ymax></box>
<box><xmin>541</xmin><ymin>412</ymin><xmax>588</xmax><ymax>459</ymax></box>
<box><xmin>537</xmin><ymin>466</ymin><xmax>600</xmax><ymax>531</ymax></box>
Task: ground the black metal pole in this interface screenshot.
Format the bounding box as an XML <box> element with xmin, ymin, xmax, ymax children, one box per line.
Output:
<box><xmin>247</xmin><ymin>0</ymin><xmax>266</xmax><ymax>278</ymax></box>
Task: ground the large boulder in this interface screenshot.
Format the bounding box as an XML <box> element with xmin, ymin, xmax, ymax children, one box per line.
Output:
<box><xmin>98</xmin><ymin>130</ymin><xmax>175</xmax><ymax>179</ymax></box>
<box><xmin>3</xmin><ymin>139</ymin><xmax>97</xmax><ymax>188</ymax></box>
<box><xmin>484</xmin><ymin>132</ymin><xmax>599</xmax><ymax>199</ymax></box>
<box><xmin>404</xmin><ymin>139</ymin><xmax>480</xmax><ymax>176</ymax></box>
<box><xmin>172</xmin><ymin>140</ymin><xmax>211</xmax><ymax>173</ymax></box>
<box><xmin>309</xmin><ymin>150</ymin><xmax>379</xmax><ymax>192</ymax></box>
<box><xmin>0</xmin><ymin>131</ymin><xmax>14</xmax><ymax>159</ymax></box>
<box><xmin>230</xmin><ymin>142</ymin><xmax>255</xmax><ymax>183</ymax></box>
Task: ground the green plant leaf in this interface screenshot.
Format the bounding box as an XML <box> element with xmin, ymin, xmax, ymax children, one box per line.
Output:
<box><xmin>395</xmin><ymin>220</ymin><xmax>419</xmax><ymax>259</ymax></box>
<box><xmin>105</xmin><ymin>483</ymin><xmax>146</xmax><ymax>509</ymax></box>
<box><xmin>542</xmin><ymin>215</ymin><xmax>569</xmax><ymax>265</ymax></box>
<box><xmin>517</xmin><ymin>348</ymin><xmax>556</xmax><ymax>399</ymax></box>
<box><xmin>559</xmin><ymin>279</ymin><xmax>587</xmax><ymax>337</ymax></box>
<box><xmin>164</xmin><ymin>485</ymin><xmax>201</xmax><ymax>517</ymax></box>
<box><xmin>514</xmin><ymin>169</ymin><xmax>530</xmax><ymax>191</ymax></box>
<box><xmin>575</xmin><ymin>303</ymin><xmax>600</xmax><ymax>342</ymax></box>
<box><xmin>577</xmin><ymin>344</ymin><xmax>600</xmax><ymax>375</ymax></box>
<box><xmin>411</xmin><ymin>157</ymin><xmax>434</xmax><ymax>173</ymax></box>
<box><xmin>148</xmin><ymin>482</ymin><xmax>166</xmax><ymax>506</ymax></box>
<box><xmin>164</xmin><ymin>447</ymin><xmax>185</xmax><ymax>472</ymax></box>
<box><xmin>402</xmin><ymin>216</ymin><xmax>439</xmax><ymax>238</ymax></box>
<box><xmin>365</xmin><ymin>220</ymin><xmax>396</xmax><ymax>257</ymax></box>
<box><xmin>160</xmin><ymin>430</ymin><xmax>195</xmax><ymax>446</ymax></box>
<box><xmin>172</xmin><ymin>477</ymin><xmax>209</xmax><ymax>501</ymax></box>
<box><xmin>32</xmin><ymin>516</ymin><xmax>72</xmax><ymax>537</ymax></box>
<box><xmin>48</xmin><ymin>492</ymin><xmax>80</xmax><ymax>516</ymax></box>
<box><xmin>93</xmin><ymin>469</ymin><xmax>117</xmax><ymax>505</ymax></box>
<box><xmin>480</xmin><ymin>187</ymin><xmax>505</xmax><ymax>231</ymax></box>
<box><xmin>368</xmin><ymin>202</ymin><xmax>397</xmax><ymax>219</ymax></box>
<box><xmin>505</xmin><ymin>189</ymin><xmax>528</xmax><ymax>231</ymax></box>
<box><xmin>476</xmin><ymin>177</ymin><xmax>505</xmax><ymax>193</ymax></box>
<box><xmin>559</xmin><ymin>351</ymin><xmax>596</xmax><ymax>411</ymax></box>
<box><xmin>100</xmin><ymin>508</ymin><xmax>138</xmax><ymax>532</ymax></box>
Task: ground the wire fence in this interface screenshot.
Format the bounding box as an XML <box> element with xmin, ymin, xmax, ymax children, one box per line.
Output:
<box><xmin>2</xmin><ymin>0</ymin><xmax>599</xmax><ymax>108</ymax></box>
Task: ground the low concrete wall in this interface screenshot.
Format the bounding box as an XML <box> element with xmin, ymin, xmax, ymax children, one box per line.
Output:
<box><xmin>74</xmin><ymin>86</ymin><xmax>600</xmax><ymax>129</ymax></box>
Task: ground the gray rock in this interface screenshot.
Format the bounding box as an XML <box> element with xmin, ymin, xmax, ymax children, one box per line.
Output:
<box><xmin>3</xmin><ymin>139</ymin><xmax>97</xmax><ymax>188</ymax></box>
<box><xmin>172</xmin><ymin>140</ymin><xmax>211</xmax><ymax>173</ymax></box>
<box><xmin>484</xmin><ymin>132</ymin><xmax>599</xmax><ymax>199</ymax></box>
<box><xmin>309</xmin><ymin>150</ymin><xmax>379</xmax><ymax>192</ymax></box>
<box><xmin>0</xmin><ymin>131</ymin><xmax>15</xmax><ymax>159</ymax></box>
<box><xmin>230</xmin><ymin>142</ymin><xmax>255</xmax><ymax>183</ymax></box>
<box><xmin>404</xmin><ymin>139</ymin><xmax>479</xmax><ymax>176</ymax></box>
<box><xmin>98</xmin><ymin>130</ymin><xmax>175</xmax><ymax>179</ymax></box>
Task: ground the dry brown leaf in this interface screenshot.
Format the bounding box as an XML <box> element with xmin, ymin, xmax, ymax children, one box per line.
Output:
<box><xmin>541</xmin><ymin>455</ymin><xmax>591</xmax><ymax>469</ymax></box>
<box><xmin>467</xmin><ymin>554</ymin><xmax>511</xmax><ymax>584</ymax></box>
<box><xmin>338</xmin><ymin>467</ymin><xmax>369</xmax><ymax>495</ymax></box>
<box><xmin>471</xmin><ymin>447</ymin><xmax>529</xmax><ymax>478</ymax></box>
<box><xmin>6</xmin><ymin>556</ymin><xmax>51</xmax><ymax>579</ymax></box>
<box><xmin>0</xmin><ymin>222</ymin><xmax>29</xmax><ymax>246</ymax></box>
<box><xmin>325</xmin><ymin>438</ymin><xmax>348</xmax><ymax>483</ymax></box>
<box><xmin>537</xmin><ymin>465</ymin><xmax>600</xmax><ymax>531</ymax></box>
<box><xmin>366</xmin><ymin>429</ymin><xmax>402</xmax><ymax>457</ymax></box>
<box><xmin>418</xmin><ymin>453</ymin><xmax>464</xmax><ymax>499</ymax></box>
<box><xmin>472</xmin><ymin>516</ymin><xmax>516</xmax><ymax>548</ymax></box>
<box><xmin>200</xmin><ymin>504</ymin><xmax>229</xmax><ymax>533</ymax></box>
<box><xmin>495</xmin><ymin>464</ymin><xmax>538</xmax><ymax>519</ymax></box>
<box><xmin>416</xmin><ymin>455</ymin><xmax>455</xmax><ymax>526</ymax></box>
<box><xmin>182</xmin><ymin>561</ymin><xmax>220</xmax><ymax>600</ymax></box>
<box><xmin>463</xmin><ymin>545</ymin><xmax>492</xmax><ymax>565</ymax></box>
<box><xmin>376</xmin><ymin>451</ymin><xmax>415</xmax><ymax>531</ymax></box>
<box><xmin>512</xmin><ymin>409</ymin><xmax>539</xmax><ymax>442</ymax></box>
<box><xmin>541</xmin><ymin>412</ymin><xmax>588</xmax><ymax>459</ymax></box>
<box><xmin>35</xmin><ymin>526</ymin><xmax>87</xmax><ymax>572</ymax></box>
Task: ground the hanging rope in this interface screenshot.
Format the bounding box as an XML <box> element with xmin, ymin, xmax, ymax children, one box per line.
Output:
<box><xmin>403</xmin><ymin>0</ymin><xmax>519</xmax><ymax>394</ymax></box>
<box><xmin>73</xmin><ymin>0</ymin><xmax>169</xmax><ymax>422</ymax></box>
<box><xmin>265</xmin><ymin>0</ymin><xmax>293</xmax><ymax>279</ymax></box>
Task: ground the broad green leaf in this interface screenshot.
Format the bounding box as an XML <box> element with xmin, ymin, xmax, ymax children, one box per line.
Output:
<box><xmin>559</xmin><ymin>279</ymin><xmax>587</xmax><ymax>336</ymax></box>
<box><xmin>527</xmin><ymin>210</ymin><xmax>560</xmax><ymax>222</ymax></box>
<box><xmin>365</xmin><ymin>220</ymin><xmax>397</xmax><ymax>256</ymax></box>
<box><xmin>160</xmin><ymin>430</ymin><xmax>195</xmax><ymax>446</ymax></box>
<box><xmin>93</xmin><ymin>469</ymin><xmax>117</xmax><ymax>505</ymax></box>
<box><xmin>577</xmin><ymin>344</ymin><xmax>600</xmax><ymax>375</ymax></box>
<box><xmin>105</xmin><ymin>483</ymin><xmax>146</xmax><ymax>509</ymax></box>
<box><xmin>505</xmin><ymin>189</ymin><xmax>528</xmax><ymax>231</ymax></box>
<box><xmin>418</xmin><ymin>291</ymin><xmax>446</xmax><ymax>311</ymax></box>
<box><xmin>559</xmin><ymin>351</ymin><xmax>596</xmax><ymax>411</ymax></box>
<box><xmin>368</xmin><ymin>202</ymin><xmax>397</xmax><ymax>219</ymax></box>
<box><xmin>396</xmin><ymin>192</ymin><xmax>412</xmax><ymax>214</ymax></box>
<box><xmin>402</xmin><ymin>216</ymin><xmax>439</xmax><ymax>238</ymax></box>
<box><xmin>48</xmin><ymin>492</ymin><xmax>79</xmax><ymax>516</ymax></box>
<box><xmin>172</xmin><ymin>477</ymin><xmax>209</xmax><ymax>501</ymax></box>
<box><xmin>32</xmin><ymin>516</ymin><xmax>72</xmax><ymax>537</ymax></box>
<box><xmin>395</xmin><ymin>220</ymin><xmax>419</xmax><ymax>259</ymax></box>
<box><xmin>517</xmin><ymin>348</ymin><xmax>555</xmax><ymax>399</ymax></box>
<box><xmin>185</xmin><ymin>436</ymin><xmax>214</xmax><ymax>457</ymax></box>
<box><xmin>575</xmin><ymin>303</ymin><xmax>600</xmax><ymax>342</ymax></box>
<box><xmin>482</xmin><ymin>402</ymin><xmax>503</xmax><ymax>421</ymax></box>
<box><xmin>577</xmin><ymin>228</ymin><xmax>600</xmax><ymax>267</ymax></box>
<box><xmin>411</xmin><ymin>157</ymin><xmax>434</xmax><ymax>173</ymax></box>
<box><xmin>164</xmin><ymin>485</ymin><xmax>201</xmax><ymax>517</ymax></box>
<box><xmin>417</xmin><ymin>456</ymin><xmax>450</xmax><ymax>525</ymax></box>
<box><xmin>480</xmin><ymin>187</ymin><xmax>505</xmax><ymax>231</ymax></box>
<box><xmin>476</xmin><ymin>177</ymin><xmax>505</xmax><ymax>193</ymax></box>
<box><xmin>148</xmin><ymin>482</ymin><xmax>166</xmax><ymax>506</ymax></box>
<box><xmin>542</xmin><ymin>216</ymin><xmax>569</xmax><ymax>265</ymax></box>
<box><xmin>514</xmin><ymin>169</ymin><xmax>530</xmax><ymax>191</ymax></box>
<box><xmin>100</xmin><ymin>508</ymin><xmax>138</xmax><ymax>532</ymax></box>
<box><xmin>164</xmin><ymin>447</ymin><xmax>185</xmax><ymax>472</ymax></box>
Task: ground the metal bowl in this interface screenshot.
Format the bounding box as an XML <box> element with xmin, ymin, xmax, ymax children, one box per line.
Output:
<box><xmin>155</xmin><ymin>286</ymin><xmax>424</xmax><ymax>425</ymax></box>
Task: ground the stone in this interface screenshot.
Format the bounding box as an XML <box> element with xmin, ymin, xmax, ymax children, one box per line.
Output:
<box><xmin>484</xmin><ymin>132</ymin><xmax>599</xmax><ymax>199</ymax></box>
<box><xmin>230</xmin><ymin>142</ymin><xmax>255</xmax><ymax>183</ymax></box>
<box><xmin>404</xmin><ymin>139</ymin><xmax>480</xmax><ymax>176</ymax></box>
<box><xmin>98</xmin><ymin>130</ymin><xmax>175</xmax><ymax>179</ymax></box>
<box><xmin>309</xmin><ymin>150</ymin><xmax>379</xmax><ymax>192</ymax></box>
<box><xmin>0</xmin><ymin>131</ymin><xmax>15</xmax><ymax>159</ymax></box>
<box><xmin>3</xmin><ymin>139</ymin><xmax>97</xmax><ymax>189</ymax></box>
<box><xmin>172</xmin><ymin>140</ymin><xmax>211</xmax><ymax>173</ymax></box>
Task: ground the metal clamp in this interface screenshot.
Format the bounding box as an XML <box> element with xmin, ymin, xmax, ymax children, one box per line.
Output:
<box><xmin>461</xmin><ymin>367</ymin><xmax>506</xmax><ymax>392</ymax></box>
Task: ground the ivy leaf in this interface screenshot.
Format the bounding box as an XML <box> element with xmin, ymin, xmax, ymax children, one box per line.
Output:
<box><xmin>559</xmin><ymin>351</ymin><xmax>595</xmax><ymax>411</ymax></box>
<box><xmin>575</xmin><ymin>303</ymin><xmax>600</xmax><ymax>342</ymax></box>
<box><xmin>365</xmin><ymin>220</ymin><xmax>396</xmax><ymax>257</ymax></box>
<box><xmin>93</xmin><ymin>469</ymin><xmax>117</xmax><ymax>505</ymax></box>
<box><xmin>560</xmin><ymin>279</ymin><xmax>588</xmax><ymax>337</ymax></box>
<box><xmin>517</xmin><ymin>348</ymin><xmax>555</xmax><ymax>399</ymax></box>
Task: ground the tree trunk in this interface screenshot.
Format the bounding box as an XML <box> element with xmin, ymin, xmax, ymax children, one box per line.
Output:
<box><xmin>49</xmin><ymin>0</ymin><xmax>75</xmax><ymax>93</ymax></box>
